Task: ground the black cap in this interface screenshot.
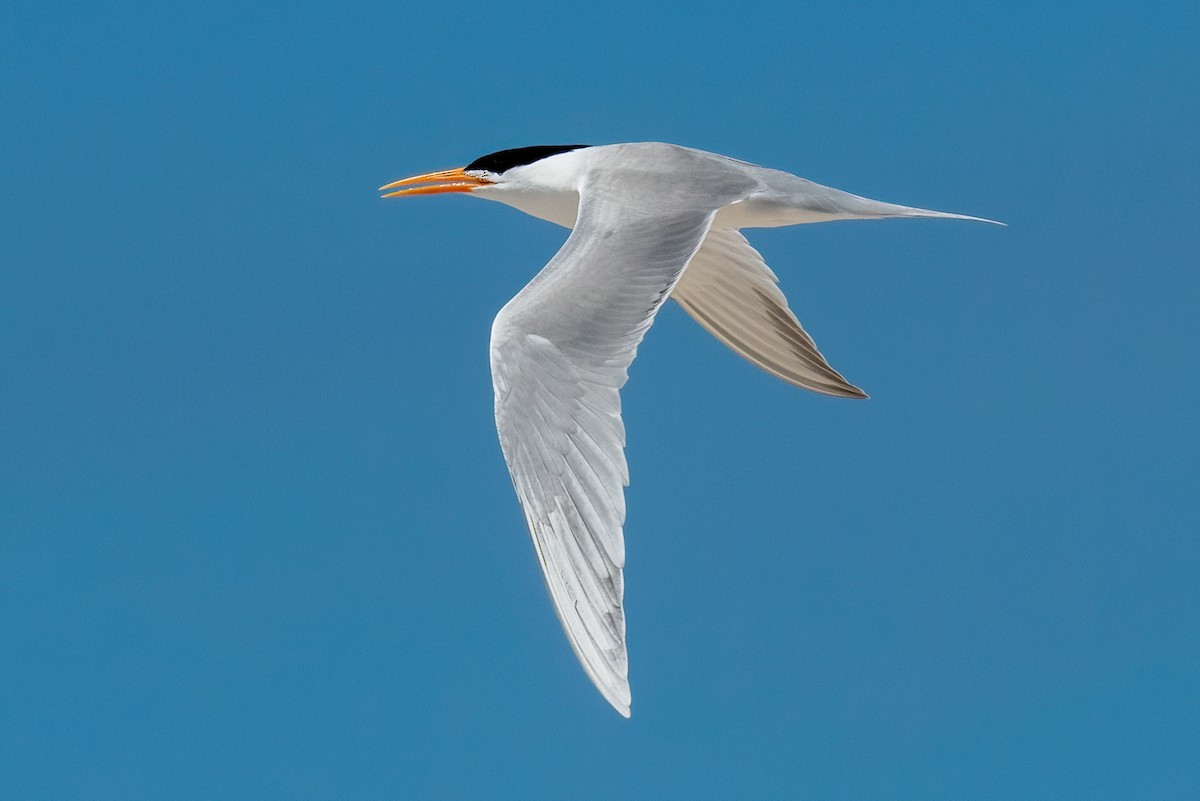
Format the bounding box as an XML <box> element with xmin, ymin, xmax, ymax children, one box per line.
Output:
<box><xmin>466</xmin><ymin>145</ymin><xmax>588</xmax><ymax>174</ymax></box>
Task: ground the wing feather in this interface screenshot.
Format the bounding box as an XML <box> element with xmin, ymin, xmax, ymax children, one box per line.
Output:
<box><xmin>490</xmin><ymin>161</ymin><xmax>754</xmax><ymax>715</ymax></box>
<box><xmin>672</xmin><ymin>228</ymin><xmax>867</xmax><ymax>398</ymax></box>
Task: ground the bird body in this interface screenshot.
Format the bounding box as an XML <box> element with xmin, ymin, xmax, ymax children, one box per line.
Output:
<box><xmin>464</xmin><ymin>142</ymin><xmax>991</xmax><ymax>230</ymax></box>
<box><xmin>381</xmin><ymin>142</ymin><xmax>999</xmax><ymax>716</ymax></box>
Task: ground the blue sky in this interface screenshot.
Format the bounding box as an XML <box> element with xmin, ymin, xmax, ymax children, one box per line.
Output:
<box><xmin>2</xmin><ymin>2</ymin><xmax>1197</xmax><ymax>799</ymax></box>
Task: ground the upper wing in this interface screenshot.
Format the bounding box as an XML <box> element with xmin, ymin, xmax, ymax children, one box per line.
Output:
<box><xmin>672</xmin><ymin>228</ymin><xmax>866</xmax><ymax>398</ymax></box>
<box><xmin>489</xmin><ymin>162</ymin><xmax>753</xmax><ymax>716</ymax></box>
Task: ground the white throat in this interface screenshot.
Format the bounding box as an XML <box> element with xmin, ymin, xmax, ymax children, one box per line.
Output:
<box><xmin>474</xmin><ymin>184</ymin><xmax>579</xmax><ymax>228</ymax></box>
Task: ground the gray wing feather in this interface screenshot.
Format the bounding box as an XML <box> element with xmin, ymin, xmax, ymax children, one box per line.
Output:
<box><xmin>672</xmin><ymin>229</ymin><xmax>866</xmax><ymax>398</ymax></box>
<box><xmin>490</xmin><ymin>160</ymin><xmax>754</xmax><ymax>716</ymax></box>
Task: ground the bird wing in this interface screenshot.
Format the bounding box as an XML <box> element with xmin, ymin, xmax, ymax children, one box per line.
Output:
<box><xmin>489</xmin><ymin>163</ymin><xmax>752</xmax><ymax>716</ymax></box>
<box><xmin>672</xmin><ymin>228</ymin><xmax>866</xmax><ymax>398</ymax></box>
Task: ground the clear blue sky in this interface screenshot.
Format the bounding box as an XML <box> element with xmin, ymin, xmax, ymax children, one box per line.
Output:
<box><xmin>2</xmin><ymin>2</ymin><xmax>1197</xmax><ymax>799</ymax></box>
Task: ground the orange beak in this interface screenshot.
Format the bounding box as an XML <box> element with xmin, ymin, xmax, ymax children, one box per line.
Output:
<box><xmin>378</xmin><ymin>167</ymin><xmax>493</xmax><ymax>198</ymax></box>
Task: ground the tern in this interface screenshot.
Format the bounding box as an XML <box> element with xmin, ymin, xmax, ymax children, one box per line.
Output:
<box><xmin>380</xmin><ymin>142</ymin><xmax>999</xmax><ymax>716</ymax></box>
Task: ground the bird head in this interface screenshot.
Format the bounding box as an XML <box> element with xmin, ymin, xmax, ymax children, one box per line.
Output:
<box><xmin>379</xmin><ymin>145</ymin><xmax>589</xmax><ymax>224</ymax></box>
<box><xmin>380</xmin><ymin>145</ymin><xmax>590</xmax><ymax>196</ymax></box>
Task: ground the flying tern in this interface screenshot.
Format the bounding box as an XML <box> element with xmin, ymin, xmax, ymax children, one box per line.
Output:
<box><xmin>380</xmin><ymin>142</ymin><xmax>999</xmax><ymax>716</ymax></box>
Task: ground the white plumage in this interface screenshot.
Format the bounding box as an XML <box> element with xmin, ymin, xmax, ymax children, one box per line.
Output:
<box><xmin>381</xmin><ymin>142</ymin><xmax>999</xmax><ymax>716</ymax></box>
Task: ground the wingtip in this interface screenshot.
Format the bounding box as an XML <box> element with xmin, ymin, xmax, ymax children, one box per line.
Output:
<box><xmin>817</xmin><ymin>382</ymin><xmax>869</xmax><ymax>399</ymax></box>
<box><xmin>596</xmin><ymin>676</ymin><xmax>632</xmax><ymax>718</ymax></box>
<box><xmin>603</xmin><ymin>684</ymin><xmax>632</xmax><ymax>718</ymax></box>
